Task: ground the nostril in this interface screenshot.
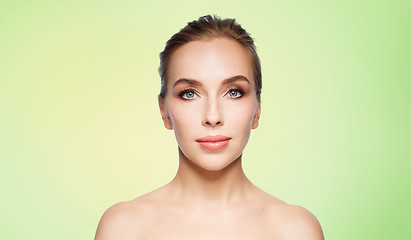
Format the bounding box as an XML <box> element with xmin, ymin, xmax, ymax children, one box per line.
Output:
<box><xmin>205</xmin><ymin>120</ymin><xmax>223</xmax><ymax>127</ymax></box>
<box><xmin>203</xmin><ymin>100</ymin><xmax>223</xmax><ymax>127</ymax></box>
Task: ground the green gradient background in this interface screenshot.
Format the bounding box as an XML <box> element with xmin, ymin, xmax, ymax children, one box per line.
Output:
<box><xmin>1</xmin><ymin>0</ymin><xmax>410</xmax><ymax>239</ymax></box>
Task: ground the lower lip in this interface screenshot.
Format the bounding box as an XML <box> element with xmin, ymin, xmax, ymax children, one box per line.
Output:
<box><xmin>197</xmin><ymin>140</ymin><xmax>230</xmax><ymax>150</ymax></box>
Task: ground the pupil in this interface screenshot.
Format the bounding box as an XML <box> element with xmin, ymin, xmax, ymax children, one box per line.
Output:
<box><xmin>230</xmin><ymin>90</ymin><xmax>237</xmax><ymax>97</ymax></box>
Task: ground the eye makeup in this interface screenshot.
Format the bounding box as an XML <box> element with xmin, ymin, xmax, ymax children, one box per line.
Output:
<box><xmin>172</xmin><ymin>75</ymin><xmax>252</xmax><ymax>101</ymax></box>
<box><xmin>225</xmin><ymin>87</ymin><xmax>245</xmax><ymax>99</ymax></box>
<box><xmin>178</xmin><ymin>88</ymin><xmax>199</xmax><ymax>100</ymax></box>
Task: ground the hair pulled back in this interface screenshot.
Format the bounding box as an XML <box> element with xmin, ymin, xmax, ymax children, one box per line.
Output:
<box><xmin>159</xmin><ymin>15</ymin><xmax>262</xmax><ymax>101</ymax></box>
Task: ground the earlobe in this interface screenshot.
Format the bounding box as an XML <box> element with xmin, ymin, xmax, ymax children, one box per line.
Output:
<box><xmin>163</xmin><ymin>116</ymin><xmax>173</xmax><ymax>130</ymax></box>
<box><xmin>158</xmin><ymin>96</ymin><xmax>173</xmax><ymax>130</ymax></box>
<box><xmin>252</xmin><ymin>104</ymin><xmax>261</xmax><ymax>129</ymax></box>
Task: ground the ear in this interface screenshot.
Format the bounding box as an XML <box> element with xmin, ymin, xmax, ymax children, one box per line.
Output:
<box><xmin>158</xmin><ymin>96</ymin><xmax>173</xmax><ymax>130</ymax></box>
<box><xmin>252</xmin><ymin>102</ymin><xmax>261</xmax><ymax>129</ymax></box>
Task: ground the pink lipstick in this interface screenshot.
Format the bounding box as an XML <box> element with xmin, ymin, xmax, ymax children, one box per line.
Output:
<box><xmin>196</xmin><ymin>135</ymin><xmax>231</xmax><ymax>150</ymax></box>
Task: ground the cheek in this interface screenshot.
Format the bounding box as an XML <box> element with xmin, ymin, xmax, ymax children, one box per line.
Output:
<box><xmin>225</xmin><ymin>102</ymin><xmax>256</xmax><ymax>129</ymax></box>
<box><xmin>168</xmin><ymin>103</ymin><xmax>201</xmax><ymax>134</ymax></box>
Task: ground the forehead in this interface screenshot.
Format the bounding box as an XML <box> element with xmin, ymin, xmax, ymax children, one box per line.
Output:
<box><xmin>167</xmin><ymin>38</ymin><xmax>254</xmax><ymax>87</ymax></box>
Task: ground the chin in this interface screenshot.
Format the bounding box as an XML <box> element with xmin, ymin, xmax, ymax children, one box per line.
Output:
<box><xmin>180</xmin><ymin>148</ymin><xmax>242</xmax><ymax>172</ymax></box>
<box><xmin>194</xmin><ymin>159</ymin><xmax>236</xmax><ymax>172</ymax></box>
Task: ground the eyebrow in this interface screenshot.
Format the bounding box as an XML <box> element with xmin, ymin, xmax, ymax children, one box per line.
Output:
<box><xmin>173</xmin><ymin>78</ymin><xmax>202</xmax><ymax>88</ymax></box>
<box><xmin>173</xmin><ymin>75</ymin><xmax>250</xmax><ymax>88</ymax></box>
<box><xmin>222</xmin><ymin>75</ymin><xmax>250</xmax><ymax>85</ymax></box>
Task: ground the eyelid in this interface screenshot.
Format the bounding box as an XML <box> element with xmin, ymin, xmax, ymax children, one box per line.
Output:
<box><xmin>178</xmin><ymin>88</ymin><xmax>200</xmax><ymax>100</ymax></box>
<box><xmin>177</xmin><ymin>86</ymin><xmax>246</xmax><ymax>99</ymax></box>
<box><xmin>224</xmin><ymin>87</ymin><xmax>245</xmax><ymax>98</ymax></box>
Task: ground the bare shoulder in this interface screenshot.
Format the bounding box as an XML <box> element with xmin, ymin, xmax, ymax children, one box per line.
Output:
<box><xmin>264</xmin><ymin>201</ymin><xmax>324</xmax><ymax>240</ymax></box>
<box><xmin>94</xmin><ymin>197</ymin><xmax>156</xmax><ymax>240</ymax></box>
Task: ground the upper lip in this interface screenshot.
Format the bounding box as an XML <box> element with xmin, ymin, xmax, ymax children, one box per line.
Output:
<box><xmin>196</xmin><ymin>135</ymin><xmax>231</xmax><ymax>142</ymax></box>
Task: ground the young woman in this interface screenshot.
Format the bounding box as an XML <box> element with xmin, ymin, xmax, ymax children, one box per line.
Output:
<box><xmin>95</xmin><ymin>15</ymin><xmax>324</xmax><ymax>240</ymax></box>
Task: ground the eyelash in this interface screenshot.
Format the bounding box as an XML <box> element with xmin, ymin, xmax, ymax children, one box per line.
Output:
<box><xmin>226</xmin><ymin>88</ymin><xmax>245</xmax><ymax>99</ymax></box>
<box><xmin>178</xmin><ymin>89</ymin><xmax>198</xmax><ymax>100</ymax></box>
<box><xmin>178</xmin><ymin>88</ymin><xmax>245</xmax><ymax>100</ymax></box>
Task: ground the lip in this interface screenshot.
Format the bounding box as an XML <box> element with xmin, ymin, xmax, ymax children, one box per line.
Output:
<box><xmin>196</xmin><ymin>135</ymin><xmax>231</xmax><ymax>150</ymax></box>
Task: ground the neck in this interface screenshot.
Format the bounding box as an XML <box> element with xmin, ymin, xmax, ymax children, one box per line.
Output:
<box><xmin>169</xmin><ymin>148</ymin><xmax>253</xmax><ymax>205</ymax></box>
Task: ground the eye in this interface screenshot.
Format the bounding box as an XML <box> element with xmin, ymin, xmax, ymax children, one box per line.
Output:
<box><xmin>179</xmin><ymin>89</ymin><xmax>198</xmax><ymax>100</ymax></box>
<box><xmin>227</xmin><ymin>89</ymin><xmax>243</xmax><ymax>98</ymax></box>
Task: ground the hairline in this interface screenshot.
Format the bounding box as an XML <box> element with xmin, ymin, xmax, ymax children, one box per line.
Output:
<box><xmin>163</xmin><ymin>36</ymin><xmax>259</xmax><ymax>95</ymax></box>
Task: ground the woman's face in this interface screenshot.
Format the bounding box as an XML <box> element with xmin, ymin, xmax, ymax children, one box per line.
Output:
<box><xmin>159</xmin><ymin>38</ymin><xmax>261</xmax><ymax>171</ymax></box>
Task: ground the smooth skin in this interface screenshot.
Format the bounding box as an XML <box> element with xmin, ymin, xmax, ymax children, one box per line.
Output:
<box><xmin>95</xmin><ymin>38</ymin><xmax>324</xmax><ymax>240</ymax></box>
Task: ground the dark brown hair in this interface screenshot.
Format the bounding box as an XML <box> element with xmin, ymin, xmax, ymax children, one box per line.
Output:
<box><xmin>158</xmin><ymin>15</ymin><xmax>262</xmax><ymax>101</ymax></box>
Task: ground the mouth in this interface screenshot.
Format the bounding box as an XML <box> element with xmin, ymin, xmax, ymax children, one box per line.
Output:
<box><xmin>196</xmin><ymin>135</ymin><xmax>231</xmax><ymax>150</ymax></box>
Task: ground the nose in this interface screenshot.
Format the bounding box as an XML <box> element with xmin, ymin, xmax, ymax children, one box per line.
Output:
<box><xmin>202</xmin><ymin>98</ymin><xmax>223</xmax><ymax>127</ymax></box>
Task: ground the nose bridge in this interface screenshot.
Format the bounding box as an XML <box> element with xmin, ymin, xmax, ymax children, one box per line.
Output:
<box><xmin>203</xmin><ymin>94</ymin><xmax>223</xmax><ymax>127</ymax></box>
